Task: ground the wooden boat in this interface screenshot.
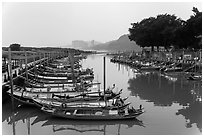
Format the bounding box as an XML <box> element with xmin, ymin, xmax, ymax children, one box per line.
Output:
<box><xmin>164</xmin><ymin>67</ymin><xmax>183</xmax><ymax>73</ymax></box>
<box><xmin>161</xmin><ymin>62</ymin><xmax>183</xmax><ymax>73</ymax></box>
<box><xmin>53</xmin><ymin>57</ymin><xmax>80</xmax><ymax>64</ymax></box>
<box><xmin>36</xmin><ymin>65</ymin><xmax>93</xmax><ymax>75</ymax></box>
<box><xmin>25</xmin><ymin>78</ymin><xmax>100</xmax><ymax>88</ymax></box>
<box><xmin>48</xmin><ymin>63</ymin><xmax>81</xmax><ymax>69</ymax></box>
<box><xmin>27</xmin><ymin>71</ymin><xmax>94</xmax><ymax>81</ymax></box>
<box><xmin>25</xmin><ymin>80</ymin><xmax>93</xmax><ymax>88</ymax></box>
<box><xmin>43</xmin><ymin>66</ymin><xmax>81</xmax><ymax>73</ymax></box>
<box><xmin>32</xmin><ymin>92</ymin><xmax>123</xmax><ymax>107</ymax></box>
<box><xmin>139</xmin><ymin>62</ymin><xmax>160</xmax><ymax>71</ymax></box>
<box><xmin>25</xmin><ymin>74</ymin><xmax>93</xmax><ymax>85</ymax></box>
<box><xmin>34</xmin><ymin>68</ymin><xmax>93</xmax><ymax>77</ymax></box>
<box><xmin>7</xmin><ymin>84</ymin><xmax>122</xmax><ymax>106</ymax></box>
<box><xmin>25</xmin><ymin>81</ymin><xmax>100</xmax><ymax>91</ymax></box>
<box><xmin>187</xmin><ymin>74</ymin><xmax>202</xmax><ymax>81</ymax></box>
<box><xmin>41</xmin><ymin>105</ymin><xmax>144</xmax><ymax>120</ymax></box>
<box><xmin>6</xmin><ymin>86</ymin><xmax>100</xmax><ymax>106</ymax></box>
<box><xmin>140</xmin><ymin>65</ymin><xmax>160</xmax><ymax>71</ymax></box>
<box><xmin>33</xmin><ymin>96</ymin><xmax>130</xmax><ymax>110</ymax></box>
<box><xmin>6</xmin><ymin>85</ymin><xmax>36</xmax><ymax>105</ymax></box>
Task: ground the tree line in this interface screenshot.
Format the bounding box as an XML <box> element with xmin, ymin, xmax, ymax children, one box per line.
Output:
<box><xmin>128</xmin><ymin>7</ymin><xmax>202</xmax><ymax>51</ymax></box>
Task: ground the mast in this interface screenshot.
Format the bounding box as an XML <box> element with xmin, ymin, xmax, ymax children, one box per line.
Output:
<box><xmin>12</xmin><ymin>112</ymin><xmax>16</xmax><ymax>135</ymax></box>
<box><xmin>33</xmin><ymin>53</ymin><xmax>36</xmax><ymax>79</ymax></box>
<box><xmin>103</xmin><ymin>56</ymin><xmax>106</xmax><ymax>105</ymax></box>
<box><xmin>69</xmin><ymin>52</ymin><xmax>76</xmax><ymax>87</ymax></box>
<box><xmin>8</xmin><ymin>48</ymin><xmax>14</xmax><ymax>109</ymax></box>
<box><xmin>8</xmin><ymin>48</ymin><xmax>16</xmax><ymax>134</ymax></box>
<box><xmin>27</xmin><ymin>117</ymin><xmax>30</xmax><ymax>135</ymax></box>
<box><xmin>24</xmin><ymin>51</ymin><xmax>28</xmax><ymax>85</ymax></box>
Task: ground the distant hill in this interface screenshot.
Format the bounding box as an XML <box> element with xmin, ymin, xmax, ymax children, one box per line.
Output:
<box><xmin>71</xmin><ymin>40</ymin><xmax>102</xmax><ymax>50</ymax></box>
<box><xmin>91</xmin><ymin>34</ymin><xmax>142</xmax><ymax>52</ymax></box>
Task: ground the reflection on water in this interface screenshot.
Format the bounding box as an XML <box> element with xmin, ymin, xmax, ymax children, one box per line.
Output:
<box><xmin>2</xmin><ymin>101</ymin><xmax>145</xmax><ymax>135</ymax></box>
<box><xmin>128</xmin><ymin>71</ymin><xmax>202</xmax><ymax>132</ymax></box>
<box><xmin>128</xmin><ymin>72</ymin><xmax>202</xmax><ymax>106</ymax></box>
<box><xmin>2</xmin><ymin>54</ymin><xmax>202</xmax><ymax>134</ymax></box>
<box><xmin>41</xmin><ymin>117</ymin><xmax>145</xmax><ymax>135</ymax></box>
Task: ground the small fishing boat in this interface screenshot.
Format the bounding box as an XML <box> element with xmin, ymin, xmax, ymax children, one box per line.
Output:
<box><xmin>187</xmin><ymin>73</ymin><xmax>202</xmax><ymax>81</ymax></box>
<box><xmin>33</xmin><ymin>95</ymin><xmax>130</xmax><ymax>111</ymax></box>
<box><xmin>27</xmin><ymin>71</ymin><xmax>94</xmax><ymax>81</ymax></box>
<box><xmin>36</xmin><ymin>67</ymin><xmax>94</xmax><ymax>77</ymax></box>
<box><xmin>7</xmin><ymin>83</ymin><xmax>122</xmax><ymax>106</ymax></box>
<box><xmin>6</xmin><ymin>85</ymin><xmax>36</xmax><ymax>105</ymax></box>
<box><xmin>25</xmin><ymin>79</ymin><xmax>100</xmax><ymax>88</ymax></box>
<box><xmin>43</xmin><ymin>66</ymin><xmax>80</xmax><ymax>73</ymax></box>
<box><xmin>48</xmin><ymin>63</ymin><xmax>81</xmax><ymax>69</ymax></box>
<box><xmin>32</xmin><ymin>92</ymin><xmax>123</xmax><ymax>106</ymax></box>
<box><xmin>34</xmin><ymin>69</ymin><xmax>93</xmax><ymax>78</ymax></box>
<box><xmin>24</xmin><ymin>75</ymin><xmax>93</xmax><ymax>85</ymax></box>
<box><xmin>164</xmin><ymin>67</ymin><xmax>183</xmax><ymax>73</ymax></box>
<box><xmin>41</xmin><ymin>105</ymin><xmax>144</xmax><ymax>120</ymax></box>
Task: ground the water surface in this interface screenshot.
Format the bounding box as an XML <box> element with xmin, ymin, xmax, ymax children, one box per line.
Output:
<box><xmin>2</xmin><ymin>54</ymin><xmax>202</xmax><ymax>135</ymax></box>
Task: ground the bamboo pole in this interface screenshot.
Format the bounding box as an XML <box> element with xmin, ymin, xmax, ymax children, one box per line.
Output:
<box><xmin>25</xmin><ymin>51</ymin><xmax>28</xmax><ymax>84</ymax></box>
<box><xmin>27</xmin><ymin>117</ymin><xmax>30</xmax><ymax>135</ymax></box>
<box><xmin>47</xmin><ymin>53</ymin><xmax>49</xmax><ymax>64</ymax></box>
<box><xmin>69</xmin><ymin>53</ymin><xmax>76</xmax><ymax>87</ymax></box>
<box><xmin>12</xmin><ymin>111</ymin><xmax>16</xmax><ymax>135</ymax></box>
<box><xmin>8</xmin><ymin>48</ymin><xmax>14</xmax><ymax>109</ymax></box>
<box><xmin>44</xmin><ymin>53</ymin><xmax>46</xmax><ymax>65</ymax></box>
<box><xmin>103</xmin><ymin>56</ymin><xmax>106</xmax><ymax>105</ymax></box>
<box><xmin>33</xmin><ymin>53</ymin><xmax>36</xmax><ymax>79</ymax></box>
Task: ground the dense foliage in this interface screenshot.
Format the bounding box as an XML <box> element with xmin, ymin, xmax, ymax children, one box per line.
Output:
<box><xmin>9</xmin><ymin>43</ymin><xmax>21</xmax><ymax>51</ymax></box>
<box><xmin>129</xmin><ymin>7</ymin><xmax>202</xmax><ymax>51</ymax></box>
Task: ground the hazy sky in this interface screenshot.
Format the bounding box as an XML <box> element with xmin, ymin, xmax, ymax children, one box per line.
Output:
<box><xmin>2</xmin><ymin>2</ymin><xmax>202</xmax><ymax>47</ymax></box>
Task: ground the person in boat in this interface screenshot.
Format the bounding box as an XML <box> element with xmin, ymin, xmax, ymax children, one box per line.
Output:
<box><xmin>62</xmin><ymin>84</ymin><xmax>64</xmax><ymax>90</ymax></box>
<box><xmin>114</xmin><ymin>97</ymin><xmax>124</xmax><ymax>107</ymax></box>
<box><xmin>52</xmin><ymin>93</ymin><xmax>54</xmax><ymax>98</ymax></box>
<box><xmin>21</xmin><ymin>89</ymin><xmax>25</xmax><ymax>97</ymax></box>
<box><xmin>66</xmin><ymin>72</ymin><xmax>69</xmax><ymax>80</ymax></box>
<box><xmin>65</xmin><ymin>94</ymin><xmax>70</xmax><ymax>99</ymax></box>
<box><xmin>139</xmin><ymin>104</ymin><xmax>143</xmax><ymax>110</ymax></box>
<box><xmin>23</xmin><ymin>86</ymin><xmax>26</xmax><ymax>91</ymax></box>
<box><xmin>61</xmin><ymin>102</ymin><xmax>67</xmax><ymax>108</ymax></box>
<box><xmin>47</xmin><ymin>86</ymin><xmax>51</xmax><ymax>92</ymax></box>
<box><xmin>118</xmin><ymin>109</ymin><xmax>125</xmax><ymax>115</ymax></box>
<box><xmin>128</xmin><ymin>106</ymin><xmax>132</xmax><ymax>114</ymax></box>
<box><xmin>128</xmin><ymin>106</ymin><xmax>137</xmax><ymax>114</ymax></box>
<box><xmin>191</xmin><ymin>73</ymin><xmax>195</xmax><ymax>76</ymax></box>
<box><xmin>105</xmin><ymin>84</ymin><xmax>116</xmax><ymax>94</ymax></box>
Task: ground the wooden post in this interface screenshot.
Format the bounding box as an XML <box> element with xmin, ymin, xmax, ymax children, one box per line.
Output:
<box><xmin>47</xmin><ymin>53</ymin><xmax>49</xmax><ymax>64</ymax></box>
<box><xmin>8</xmin><ymin>48</ymin><xmax>14</xmax><ymax>109</ymax></box>
<box><xmin>104</xmin><ymin>124</ymin><xmax>106</xmax><ymax>135</ymax></box>
<box><xmin>25</xmin><ymin>51</ymin><xmax>28</xmax><ymax>84</ymax></box>
<box><xmin>69</xmin><ymin>53</ymin><xmax>76</xmax><ymax>87</ymax></box>
<box><xmin>39</xmin><ymin>53</ymin><xmax>41</xmax><ymax>66</ymax></box>
<box><xmin>103</xmin><ymin>56</ymin><xmax>106</xmax><ymax>105</ymax></box>
<box><xmin>27</xmin><ymin>117</ymin><xmax>30</xmax><ymax>135</ymax></box>
<box><xmin>33</xmin><ymin>53</ymin><xmax>36</xmax><ymax>79</ymax></box>
<box><xmin>44</xmin><ymin>53</ymin><xmax>46</xmax><ymax>65</ymax></box>
<box><xmin>12</xmin><ymin>111</ymin><xmax>16</xmax><ymax>135</ymax></box>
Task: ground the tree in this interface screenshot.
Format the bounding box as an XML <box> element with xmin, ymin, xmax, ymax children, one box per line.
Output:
<box><xmin>129</xmin><ymin>17</ymin><xmax>156</xmax><ymax>51</ymax></box>
<box><xmin>10</xmin><ymin>43</ymin><xmax>21</xmax><ymax>51</ymax></box>
<box><xmin>174</xmin><ymin>7</ymin><xmax>202</xmax><ymax>50</ymax></box>
<box><xmin>129</xmin><ymin>14</ymin><xmax>183</xmax><ymax>51</ymax></box>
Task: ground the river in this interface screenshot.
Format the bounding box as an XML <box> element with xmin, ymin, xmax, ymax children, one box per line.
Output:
<box><xmin>2</xmin><ymin>54</ymin><xmax>202</xmax><ymax>135</ymax></box>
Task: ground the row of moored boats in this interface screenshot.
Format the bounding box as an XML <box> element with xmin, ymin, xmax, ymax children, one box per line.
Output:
<box><xmin>7</xmin><ymin>55</ymin><xmax>144</xmax><ymax>120</ymax></box>
<box><xmin>111</xmin><ymin>57</ymin><xmax>202</xmax><ymax>81</ymax></box>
